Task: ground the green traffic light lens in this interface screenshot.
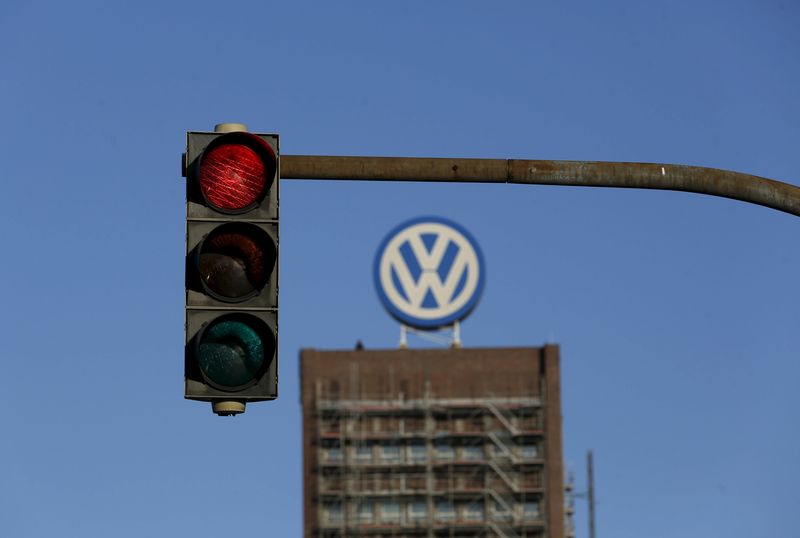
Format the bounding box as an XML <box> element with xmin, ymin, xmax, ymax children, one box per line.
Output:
<box><xmin>197</xmin><ymin>317</ymin><xmax>272</xmax><ymax>390</ymax></box>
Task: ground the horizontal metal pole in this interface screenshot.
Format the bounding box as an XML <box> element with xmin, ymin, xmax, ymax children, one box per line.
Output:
<box><xmin>281</xmin><ymin>155</ymin><xmax>800</xmax><ymax>217</ymax></box>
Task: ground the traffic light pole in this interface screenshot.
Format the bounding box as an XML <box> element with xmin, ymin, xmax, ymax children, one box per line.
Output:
<box><xmin>281</xmin><ymin>155</ymin><xmax>800</xmax><ymax>217</ymax></box>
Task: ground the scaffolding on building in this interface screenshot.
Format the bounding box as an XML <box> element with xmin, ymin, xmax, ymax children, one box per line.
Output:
<box><xmin>311</xmin><ymin>379</ymin><xmax>550</xmax><ymax>538</ymax></box>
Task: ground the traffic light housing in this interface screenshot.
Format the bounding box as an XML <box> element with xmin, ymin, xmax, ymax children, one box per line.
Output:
<box><xmin>183</xmin><ymin>125</ymin><xmax>279</xmax><ymax>416</ymax></box>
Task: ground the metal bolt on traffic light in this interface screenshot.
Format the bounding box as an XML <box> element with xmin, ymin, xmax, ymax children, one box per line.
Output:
<box><xmin>183</xmin><ymin>123</ymin><xmax>279</xmax><ymax>416</ymax></box>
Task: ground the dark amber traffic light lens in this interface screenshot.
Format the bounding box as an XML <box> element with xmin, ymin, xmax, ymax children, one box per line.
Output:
<box><xmin>197</xmin><ymin>223</ymin><xmax>276</xmax><ymax>302</ymax></box>
<box><xmin>196</xmin><ymin>315</ymin><xmax>275</xmax><ymax>390</ymax></box>
<box><xmin>198</xmin><ymin>133</ymin><xmax>276</xmax><ymax>212</ymax></box>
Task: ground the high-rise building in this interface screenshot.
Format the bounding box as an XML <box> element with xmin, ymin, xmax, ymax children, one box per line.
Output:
<box><xmin>300</xmin><ymin>346</ymin><xmax>565</xmax><ymax>538</ymax></box>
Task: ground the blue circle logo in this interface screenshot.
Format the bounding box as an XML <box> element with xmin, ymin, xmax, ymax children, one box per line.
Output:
<box><xmin>374</xmin><ymin>217</ymin><xmax>485</xmax><ymax>329</ymax></box>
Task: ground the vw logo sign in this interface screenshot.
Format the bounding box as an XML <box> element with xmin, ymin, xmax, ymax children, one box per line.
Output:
<box><xmin>374</xmin><ymin>217</ymin><xmax>485</xmax><ymax>329</ymax></box>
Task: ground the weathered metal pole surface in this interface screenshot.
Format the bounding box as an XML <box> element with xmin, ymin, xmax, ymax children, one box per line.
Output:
<box><xmin>588</xmin><ymin>450</ymin><xmax>596</xmax><ymax>538</ymax></box>
<box><xmin>281</xmin><ymin>155</ymin><xmax>800</xmax><ymax>217</ymax></box>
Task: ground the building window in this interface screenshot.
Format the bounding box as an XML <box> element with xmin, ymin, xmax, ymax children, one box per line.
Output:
<box><xmin>353</xmin><ymin>444</ymin><xmax>373</xmax><ymax>463</ymax></box>
<box><xmin>523</xmin><ymin>501</ymin><xmax>541</xmax><ymax>520</ymax></box>
<box><xmin>469</xmin><ymin>416</ymin><xmax>484</xmax><ymax>431</ymax></box>
<box><xmin>405</xmin><ymin>474</ymin><xmax>426</xmax><ymax>491</ymax></box>
<box><xmin>376</xmin><ymin>473</ymin><xmax>394</xmax><ymax>491</ymax></box>
<box><xmin>434</xmin><ymin>500</ymin><xmax>455</xmax><ymax>522</ymax></box>
<box><xmin>434</xmin><ymin>441</ymin><xmax>454</xmax><ymax>461</ymax></box>
<box><xmin>356</xmin><ymin>501</ymin><xmax>374</xmax><ymax>523</ymax></box>
<box><xmin>408</xmin><ymin>500</ymin><xmax>428</xmax><ymax>522</ymax></box>
<box><xmin>460</xmin><ymin>445</ymin><xmax>484</xmax><ymax>461</ymax></box>
<box><xmin>322</xmin><ymin>474</ymin><xmax>342</xmax><ymax>492</ymax></box>
<box><xmin>491</xmin><ymin>500</ymin><xmax>513</xmax><ymax>522</ymax></box>
<box><xmin>403</xmin><ymin>417</ymin><xmax>424</xmax><ymax>433</ymax></box>
<box><xmin>357</xmin><ymin>474</ymin><xmax>376</xmax><ymax>492</ymax></box>
<box><xmin>521</xmin><ymin>470</ymin><xmax>541</xmax><ymax>489</ymax></box>
<box><xmin>380</xmin><ymin>501</ymin><xmax>401</xmax><ymax>523</ymax></box>
<box><xmin>379</xmin><ymin>443</ymin><xmax>402</xmax><ymax>463</ymax></box>
<box><xmin>520</xmin><ymin>443</ymin><xmax>539</xmax><ymax>459</ymax></box>
<box><xmin>321</xmin><ymin>417</ymin><xmax>341</xmax><ymax>434</ymax></box>
<box><xmin>345</xmin><ymin>418</ymin><xmax>357</xmax><ymax>434</ymax></box>
<box><xmin>325</xmin><ymin>446</ymin><xmax>342</xmax><ymax>462</ymax></box>
<box><xmin>435</xmin><ymin>416</ymin><xmax>450</xmax><ymax>433</ymax></box>
<box><xmin>489</xmin><ymin>441</ymin><xmax>511</xmax><ymax>458</ymax></box>
<box><xmin>518</xmin><ymin>409</ymin><xmax>539</xmax><ymax>430</ymax></box>
<box><xmin>407</xmin><ymin>442</ymin><xmax>427</xmax><ymax>463</ymax></box>
<box><xmin>323</xmin><ymin>501</ymin><xmax>343</xmax><ymax>524</ymax></box>
<box><xmin>460</xmin><ymin>474</ymin><xmax>483</xmax><ymax>490</ymax></box>
<box><xmin>462</xmin><ymin>501</ymin><xmax>485</xmax><ymax>522</ymax></box>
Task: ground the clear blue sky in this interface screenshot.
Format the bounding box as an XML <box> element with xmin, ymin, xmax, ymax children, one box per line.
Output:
<box><xmin>1</xmin><ymin>1</ymin><xmax>798</xmax><ymax>536</ymax></box>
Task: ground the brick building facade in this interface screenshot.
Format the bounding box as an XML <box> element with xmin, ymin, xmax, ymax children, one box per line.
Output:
<box><xmin>300</xmin><ymin>346</ymin><xmax>565</xmax><ymax>538</ymax></box>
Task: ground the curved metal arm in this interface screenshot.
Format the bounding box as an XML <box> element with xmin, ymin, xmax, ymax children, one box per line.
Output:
<box><xmin>281</xmin><ymin>155</ymin><xmax>800</xmax><ymax>217</ymax></box>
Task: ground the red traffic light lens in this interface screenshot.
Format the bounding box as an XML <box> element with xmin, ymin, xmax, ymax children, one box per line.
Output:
<box><xmin>198</xmin><ymin>133</ymin><xmax>275</xmax><ymax>212</ymax></box>
<box><xmin>197</xmin><ymin>223</ymin><xmax>276</xmax><ymax>302</ymax></box>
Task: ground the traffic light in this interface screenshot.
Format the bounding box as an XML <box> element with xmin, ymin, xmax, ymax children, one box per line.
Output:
<box><xmin>183</xmin><ymin>124</ymin><xmax>279</xmax><ymax>416</ymax></box>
